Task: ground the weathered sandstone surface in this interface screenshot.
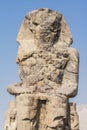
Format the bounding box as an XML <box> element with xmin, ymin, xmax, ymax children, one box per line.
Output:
<box><xmin>4</xmin><ymin>8</ymin><xmax>79</xmax><ymax>130</ymax></box>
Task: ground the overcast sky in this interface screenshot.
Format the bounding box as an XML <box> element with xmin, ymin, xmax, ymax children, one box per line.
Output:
<box><xmin>0</xmin><ymin>0</ymin><xmax>87</xmax><ymax>129</ymax></box>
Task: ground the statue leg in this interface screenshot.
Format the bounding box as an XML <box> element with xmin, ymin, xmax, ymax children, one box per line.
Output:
<box><xmin>4</xmin><ymin>100</ymin><xmax>17</xmax><ymax>130</ymax></box>
<box><xmin>45</xmin><ymin>95</ymin><xmax>68</xmax><ymax>130</ymax></box>
<box><xmin>68</xmin><ymin>103</ymin><xmax>79</xmax><ymax>130</ymax></box>
<box><xmin>16</xmin><ymin>94</ymin><xmax>39</xmax><ymax>130</ymax></box>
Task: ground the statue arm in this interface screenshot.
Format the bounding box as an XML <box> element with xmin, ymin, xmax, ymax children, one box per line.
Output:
<box><xmin>57</xmin><ymin>48</ymin><xmax>79</xmax><ymax>97</ymax></box>
<box><xmin>7</xmin><ymin>82</ymin><xmax>36</xmax><ymax>95</ymax></box>
<box><xmin>7</xmin><ymin>82</ymin><xmax>27</xmax><ymax>95</ymax></box>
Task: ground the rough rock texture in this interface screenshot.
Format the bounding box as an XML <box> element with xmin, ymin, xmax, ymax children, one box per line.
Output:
<box><xmin>4</xmin><ymin>8</ymin><xmax>79</xmax><ymax>130</ymax></box>
<box><xmin>4</xmin><ymin>101</ymin><xmax>17</xmax><ymax>130</ymax></box>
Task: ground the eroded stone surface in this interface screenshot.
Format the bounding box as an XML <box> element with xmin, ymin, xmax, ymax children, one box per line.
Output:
<box><xmin>5</xmin><ymin>8</ymin><xmax>79</xmax><ymax>130</ymax></box>
<box><xmin>68</xmin><ymin>103</ymin><xmax>79</xmax><ymax>130</ymax></box>
<box><xmin>4</xmin><ymin>101</ymin><xmax>17</xmax><ymax>130</ymax></box>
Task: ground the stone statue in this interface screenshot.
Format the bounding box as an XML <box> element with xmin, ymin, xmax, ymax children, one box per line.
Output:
<box><xmin>5</xmin><ymin>8</ymin><xmax>79</xmax><ymax>130</ymax></box>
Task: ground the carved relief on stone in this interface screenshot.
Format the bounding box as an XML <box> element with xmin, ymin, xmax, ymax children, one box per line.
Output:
<box><xmin>4</xmin><ymin>101</ymin><xmax>17</xmax><ymax>130</ymax></box>
<box><xmin>5</xmin><ymin>8</ymin><xmax>79</xmax><ymax>130</ymax></box>
<box><xmin>68</xmin><ymin>103</ymin><xmax>79</xmax><ymax>130</ymax></box>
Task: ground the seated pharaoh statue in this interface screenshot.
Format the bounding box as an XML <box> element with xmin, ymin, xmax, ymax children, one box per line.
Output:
<box><xmin>4</xmin><ymin>8</ymin><xmax>79</xmax><ymax>130</ymax></box>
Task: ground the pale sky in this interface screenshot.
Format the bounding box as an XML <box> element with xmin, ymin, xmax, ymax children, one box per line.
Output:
<box><xmin>0</xmin><ymin>0</ymin><xmax>87</xmax><ymax>129</ymax></box>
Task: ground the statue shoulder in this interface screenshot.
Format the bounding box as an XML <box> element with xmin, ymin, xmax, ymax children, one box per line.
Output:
<box><xmin>68</xmin><ymin>48</ymin><xmax>79</xmax><ymax>62</ymax></box>
<box><xmin>65</xmin><ymin>48</ymin><xmax>79</xmax><ymax>74</ymax></box>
